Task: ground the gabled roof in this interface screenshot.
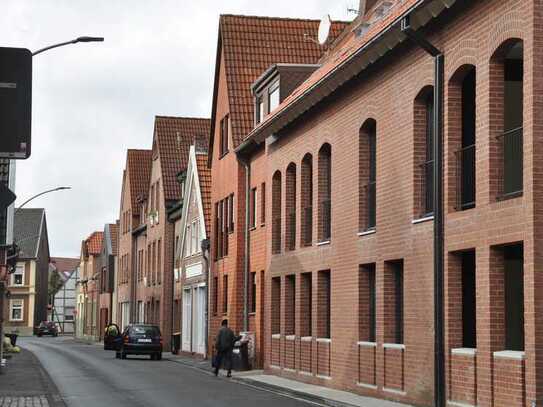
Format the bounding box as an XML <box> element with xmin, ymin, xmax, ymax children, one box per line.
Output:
<box><xmin>50</xmin><ymin>257</ymin><xmax>79</xmax><ymax>281</ymax></box>
<box><xmin>243</xmin><ymin>0</ymin><xmax>456</xmax><ymax>144</ymax></box>
<box><xmin>195</xmin><ymin>153</ymin><xmax>211</xmax><ymax>235</ymax></box>
<box><xmin>109</xmin><ymin>223</ymin><xmax>119</xmax><ymax>256</ymax></box>
<box><xmin>126</xmin><ymin>149</ymin><xmax>152</xmax><ymax>210</ymax></box>
<box><xmin>102</xmin><ymin>223</ymin><xmax>118</xmax><ymax>257</ymax></box>
<box><xmin>153</xmin><ymin>116</ymin><xmax>210</xmax><ymax>202</ymax></box>
<box><xmin>14</xmin><ymin>208</ymin><xmax>47</xmax><ymax>259</ymax></box>
<box><xmin>209</xmin><ymin>14</ymin><xmax>349</xmax><ymax>161</ymax></box>
<box><xmin>85</xmin><ymin>231</ymin><xmax>103</xmax><ymax>256</ymax></box>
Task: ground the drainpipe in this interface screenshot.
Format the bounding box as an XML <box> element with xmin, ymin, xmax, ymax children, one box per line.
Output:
<box><xmin>401</xmin><ymin>16</ymin><xmax>445</xmax><ymax>407</ymax></box>
<box><xmin>238</xmin><ymin>155</ymin><xmax>251</xmax><ymax>333</ymax></box>
<box><xmin>201</xmin><ymin>238</ymin><xmax>210</xmax><ymax>358</ymax></box>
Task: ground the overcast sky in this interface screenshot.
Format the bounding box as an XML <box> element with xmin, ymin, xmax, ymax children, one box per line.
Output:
<box><xmin>1</xmin><ymin>1</ymin><xmax>355</xmax><ymax>258</ymax></box>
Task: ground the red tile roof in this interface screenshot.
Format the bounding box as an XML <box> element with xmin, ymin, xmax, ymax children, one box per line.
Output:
<box><xmin>211</xmin><ymin>14</ymin><xmax>349</xmax><ymax>152</ymax></box>
<box><xmin>85</xmin><ymin>231</ymin><xmax>103</xmax><ymax>256</ymax></box>
<box><xmin>50</xmin><ymin>257</ymin><xmax>79</xmax><ymax>279</ymax></box>
<box><xmin>127</xmin><ymin>149</ymin><xmax>152</xmax><ymax>210</ymax></box>
<box><xmin>154</xmin><ymin>116</ymin><xmax>210</xmax><ymax>201</ymax></box>
<box><xmin>195</xmin><ymin>153</ymin><xmax>211</xmax><ymax>235</ymax></box>
<box><xmin>249</xmin><ymin>0</ymin><xmax>421</xmax><ymax>138</ymax></box>
<box><xmin>108</xmin><ymin>223</ymin><xmax>119</xmax><ymax>256</ymax></box>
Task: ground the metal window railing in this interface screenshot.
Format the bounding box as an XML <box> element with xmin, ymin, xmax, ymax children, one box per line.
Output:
<box><xmin>302</xmin><ymin>206</ymin><xmax>312</xmax><ymax>246</ymax></box>
<box><xmin>287</xmin><ymin>210</ymin><xmax>296</xmax><ymax>251</ymax></box>
<box><xmin>320</xmin><ymin>199</ymin><xmax>331</xmax><ymax>241</ymax></box>
<box><xmin>272</xmin><ymin>217</ymin><xmax>281</xmax><ymax>254</ymax></box>
<box><xmin>419</xmin><ymin>160</ymin><xmax>434</xmax><ymax>217</ymax></box>
<box><xmin>455</xmin><ymin>144</ymin><xmax>475</xmax><ymax>210</ymax></box>
<box><xmin>364</xmin><ymin>182</ymin><xmax>376</xmax><ymax>230</ymax></box>
<box><xmin>497</xmin><ymin>126</ymin><xmax>523</xmax><ymax>199</ymax></box>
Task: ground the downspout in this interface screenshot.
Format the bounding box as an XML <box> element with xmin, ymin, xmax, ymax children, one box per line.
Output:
<box><xmin>401</xmin><ymin>16</ymin><xmax>445</xmax><ymax>407</ymax></box>
<box><xmin>238</xmin><ymin>155</ymin><xmax>251</xmax><ymax>332</ymax></box>
<box><xmin>201</xmin><ymin>238</ymin><xmax>210</xmax><ymax>358</ymax></box>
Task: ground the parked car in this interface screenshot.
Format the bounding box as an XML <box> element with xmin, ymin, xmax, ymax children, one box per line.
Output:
<box><xmin>36</xmin><ymin>321</ymin><xmax>58</xmax><ymax>337</ymax></box>
<box><xmin>104</xmin><ymin>323</ymin><xmax>162</xmax><ymax>360</ymax></box>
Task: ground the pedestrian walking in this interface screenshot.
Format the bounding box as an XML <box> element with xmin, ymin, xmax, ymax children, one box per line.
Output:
<box><xmin>213</xmin><ymin>319</ymin><xmax>241</xmax><ymax>377</ymax></box>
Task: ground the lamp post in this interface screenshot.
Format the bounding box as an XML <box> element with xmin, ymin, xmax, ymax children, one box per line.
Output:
<box><xmin>32</xmin><ymin>36</ymin><xmax>104</xmax><ymax>57</ymax></box>
<box><xmin>14</xmin><ymin>186</ymin><xmax>71</xmax><ymax>215</ymax></box>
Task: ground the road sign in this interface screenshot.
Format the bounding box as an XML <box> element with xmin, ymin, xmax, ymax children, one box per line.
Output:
<box><xmin>0</xmin><ymin>47</ymin><xmax>32</xmax><ymax>159</ymax></box>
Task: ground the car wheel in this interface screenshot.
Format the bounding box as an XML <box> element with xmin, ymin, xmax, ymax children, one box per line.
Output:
<box><xmin>115</xmin><ymin>352</ymin><xmax>120</xmax><ymax>359</ymax></box>
<box><xmin>37</xmin><ymin>334</ymin><xmax>42</xmax><ymax>337</ymax></box>
<box><xmin>120</xmin><ymin>349</ymin><xmax>127</xmax><ymax>359</ymax></box>
<box><xmin>150</xmin><ymin>354</ymin><xmax>156</xmax><ymax>360</ymax></box>
<box><xmin>157</xmin><ymin>353</ymin><xmax>162</xmax><ymax>361</ymax></box>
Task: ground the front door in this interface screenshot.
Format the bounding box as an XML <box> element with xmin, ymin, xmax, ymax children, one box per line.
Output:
<box><xmin>182</xmin><ymin>288</ymin><xmax>192</xmax><ymax>352</ymax></box>
<box><xmin>193</xmin><ymin>286</ymin><xmax>206</xmax><ymax>355</ymax></box>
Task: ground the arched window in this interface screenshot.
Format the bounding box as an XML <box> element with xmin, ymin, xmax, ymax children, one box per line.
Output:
<box><xmin>414</xmin><ymin>87</ymin><xmax>434</xmax><ymax>218</ymax></box>
<box><xmin>359</xmin><ymin>120</ymin><xmax>376</xmax><ymax>231</ymax></box>
<box><xmin>448</xmin><ymin>65</ymin><xmax>476</xmax><ymax>211</ymax></box>
<box><xmin>301</xmin><ymin>154</ymin><xmax>313</xmax><ymax>246</ymax></box>
<box><xmin>318</xmin><ymin>144</ymin><xmax>332</xmax><ymax>242</ymax></box>
<box><xmin>490</xmin><ymin>39</ymin><xmax>523</xmax><ymax>199</ymax></box>
<box><xmin>286</xmin><ymin>163</ymin><xmax>297</xmax><ymax>251</ymax></box>
<box><xmin>272</xmin><ymin>171</ymin><xmax>282</xmax><ymax>254</ymax></box>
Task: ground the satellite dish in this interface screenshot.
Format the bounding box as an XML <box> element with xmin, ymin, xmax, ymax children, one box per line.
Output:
<box><xmin>318</xmin><ymin>14</ymin><xmax>331</xmax><ymax>45</ymax></box>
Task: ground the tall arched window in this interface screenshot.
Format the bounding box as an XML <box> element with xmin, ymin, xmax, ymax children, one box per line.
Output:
<box><xmin>286</xmin><ymin>163</ymin><xmax>297</xmax><ymax>251</ymax></box>
<box><xmin>448</xmin><ymin>65</ymin><xmax>476</xmax><ymax>211</ymax></box>
<box><xmin>272</xmin><ymin>171</ymin><xmax>282</xmax><ymax>254</ymax></box>
<box><xmin>318</xmin><ymin>144</ymin><xmax>332</xmax><ymax>242</ymax></box>
<box><xmin>359</xmin><ymin>120</ymin><xmax>376</xmax><ymax>231</ymax></box>
<box><xmin>301</xmin><ymin>154</ymin><xmax>313</xmax><ymax>246</ymax></box>
<box><xmin>414</xmin><ymin>87</ymin><xmax>434</xmax><ymax>218</ymax></box>
<box><xmin>490</xmin><ymin>39</ymin><xmax>523</xmax><ymax>199</ymax></box>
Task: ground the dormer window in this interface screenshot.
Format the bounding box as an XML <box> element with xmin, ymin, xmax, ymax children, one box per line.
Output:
<box><xmin>219</xmin><ymin>114</ymin><xmax>229</xmax><ymax>157</ymax></box>
<box><xmin>256</xmin><ymin>96</ymin><xmax>265</xmax><ymax>124</ymax></box>
<box><xmin>268</xmin><ymin>81</ymin><xmax>280</xmax><ymax>113</ymax></box>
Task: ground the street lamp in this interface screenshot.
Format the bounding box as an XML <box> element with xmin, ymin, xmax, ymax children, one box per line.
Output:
<box><xmin>15</xmin><ymin>186</ymin><xmax>71</xmax><ymax>214</ymax></box>
<box><xmin>32</xmin><ymin>36</ymin><xmax>104</xmax><ymax>57</ymax></box>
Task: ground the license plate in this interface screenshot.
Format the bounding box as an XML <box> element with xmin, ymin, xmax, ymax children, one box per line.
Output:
<box><xmin>138</xmin><ymin>338</ymin><xmax>152</xmax><ymax>343</ymax></box>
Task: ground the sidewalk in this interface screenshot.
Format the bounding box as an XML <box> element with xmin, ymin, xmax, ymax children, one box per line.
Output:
<box><xmin>166</xmin><ymin>353</ymin><xmax>413</xmax><ymax>407</ymax></box>
<box><xmin>0</xmin><ymin>348</ymin><xmax>65</xmax><ymax>407</ymax></box>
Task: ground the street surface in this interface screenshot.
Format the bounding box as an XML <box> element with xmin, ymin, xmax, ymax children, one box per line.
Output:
<box><xmin>19</xmin><ymin>337</ymin><xmax>311</xmax><ymax>407</ymax></box>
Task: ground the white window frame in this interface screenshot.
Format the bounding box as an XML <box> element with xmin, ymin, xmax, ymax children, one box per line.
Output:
<box><xmin>185</xmin><ymin>225</ymin><xmax>191</xmax><ymax>258</ymax></box>
<box><xmin>12</xmin><ymin>265</ymin><xmax>24</xmax><ymax>286</ymax></box>
<box><xmin>192</xmin><ymin>219</ymin><xmax>199</xmax><ymax>255</ymax></box>
<box><xmin>9</xmin><ymin>299</ymin><xmax>23</xmax><ymax>321</ymax></box>
<box><xmin>268</xmin><ymin>81</ymin><xmax>280</xmax><ymax>113</ymax></box>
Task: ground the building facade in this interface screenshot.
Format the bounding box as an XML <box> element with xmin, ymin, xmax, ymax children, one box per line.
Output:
<box><xmin>238</xmin><ymin>0</ymin><xmax>540</xmax><ymax>406</ymax></box>
<box><xmin>97</xmin><ymin>223</ymin><xmax>118</xmax><ymax>339</ymax></box>
<box><xmin>76</xmin><ymin>231</ymin><xmax>103</xmax><ymax>341</ymax></box>
<box><xmin>4</xmin><ymin>208</ymin><xmax>50</xmax><ymax>336</ymax></box>
<box><xmin>50</xmin><ymin>257</ymin><xmax>80</xmax><ymax>334</ymax></box>
<box><xmin>208</xmin><ymin>14</ymin><xmax>347</xmax><ymax>368</ymax></box>
<box><xmin>174</xmin><ymin>144</ymin><xmax>211</xmax><ymax>356</ymax></box>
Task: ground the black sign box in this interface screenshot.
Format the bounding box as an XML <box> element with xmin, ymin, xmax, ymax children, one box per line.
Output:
<box><xmin>0</xmin><ymin>47</ymin><xmax>32</xmax><ymax>159</ymax></box>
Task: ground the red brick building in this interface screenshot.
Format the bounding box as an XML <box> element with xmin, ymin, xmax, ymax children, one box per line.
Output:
<box><xmin>117</xmin><ymin>149</ymin><xmax>152</xmax><ymax>329</ymax></box>
<box><xmin>208</xmin><ymin>14</ymin><xmax>347</xmax><ymax>367</ymax></box>
<box><xmin>131</xmin><ymin>116</ymin><xmax>210</xmax><ymax>350</ymax></box>
<box><xmin>238</xmin><ymin>0</ymin><xmax>539</xmax><ymax>406</ymax></box>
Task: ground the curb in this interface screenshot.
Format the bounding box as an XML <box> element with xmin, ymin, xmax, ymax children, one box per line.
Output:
<box><xmin>165</xmin><ymin>356</ymin><xmax>355</xmax><ymax>407</ymax></box>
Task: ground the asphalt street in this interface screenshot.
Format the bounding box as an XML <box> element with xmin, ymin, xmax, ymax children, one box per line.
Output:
<box><xmin>20</xmin><ymin>337</ymin><xmax>311</xmax><ymax>407</ymax></box>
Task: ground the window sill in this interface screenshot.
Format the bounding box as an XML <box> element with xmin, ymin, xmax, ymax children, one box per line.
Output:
<box><xmin>316</xmin><ymin>240</ymin><xmax>330</xmax><ymax>247</ymax></box>
<box><xmin>357</xmin><ymin>229</ymin><xmax>376</xmax><ymax>237</ymax></box>
<box><xmin>451</xmin><ymin>347</ymin><xmax>476</xmax><ymax>356</ymax></box>
<box><xmin>412</xmin><ymin>215</ymin><xmax>434</xmax><ymax>224</ymax></box>
<box><xmin>493</xmin><ymin>350</ymin><xmax>525</xmax><ymax>360</ymax></box>
<box><xmin>285</xmin><ymin>335</ymin><xmax>296</xmax><ymax>341</ymax></box>
<box><xmin>316</xmin><ymin>337</ymin><xmax>331</xmax><ymax>343</ymax></box>
<box><xmin>357</xmin><ymin>341</ymin><xmax>377</xmax><ymax>347</ymax></box>
<box><xmin>271</xmin><ymin>333</ymin><xmax>281</xmax><ymax>339</ymax></box>
<box><xmin>383</xmin><ymin>343</ymin><xmax>405</xmax><ymax>350</ymax></box>
<box><xmin>249</xmin><ymin>226</ymin><xmax>257</xmax><ymax>231</ymax></box>
<box><xmin>497</xmin><ymin>190</ymin><xmax>523</xmax><ymax>201</ymax></box>
<box><xmin>300</xmin><ymin>336</ymin><xmax>313</xmax><ymax>342</ymax></box>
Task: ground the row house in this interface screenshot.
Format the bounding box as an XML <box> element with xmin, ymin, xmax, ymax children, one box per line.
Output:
<box><xmin>97</xmin><ymin>222</ymin><xmax>118</xmax><ymax>339</ymax></box>
<box><xmin>173</xmin><ymin>140</ymin><xmax>211</xmax><ymax>357</ymax></box>
<box><xmin>117</xmin><ymin>149</ymin><xmax>152</xmax><ymax>330</ymax></box>
<box><xmin>76</xmin><ymin>231</ymin><xmax>102</xmax><ymax>340</ymax></box>
<box><xmin>117</xmin><ymin>117</ymin><xmax>210</xmax><ymax>351</ymax></box>
<box><xmin>207</xmin><ymin>14</ymin><xmax>347</xmax><ymax>368</ymax></box>
<box><xmin>49</xmin><ymin>257</ymin><xmax>80</xmax><ymax>334</ymax></box>
<box><xmin>237</xmin><ymin>0</ymin><xmax>539</xmax><ymax>406</ymax></box>
<box><xmin>4</xmin><ymin>208</ymin><xmax>50</xmax><ymax>336</ymax></box>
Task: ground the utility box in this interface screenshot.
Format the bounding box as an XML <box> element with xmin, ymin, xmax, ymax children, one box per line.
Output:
<box><xmin>0</xmin><ymin>47</ymin><xmax>32</xmax><ymax>159</ymax></box>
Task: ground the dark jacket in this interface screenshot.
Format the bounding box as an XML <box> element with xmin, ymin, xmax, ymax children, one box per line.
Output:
<box><xmin>215</xmin><ymin>326</ymin><xmax>239</xmax><ymax>352</ymax></box>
